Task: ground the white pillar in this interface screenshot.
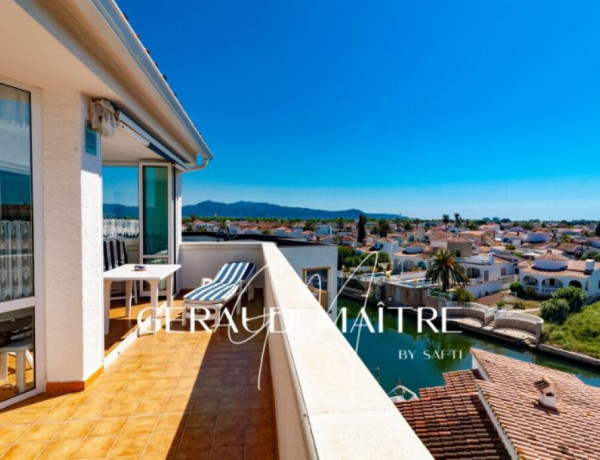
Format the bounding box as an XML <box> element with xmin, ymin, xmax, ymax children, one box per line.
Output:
<box><xmin>42</xmin><ymin>91</ymin><xmax>104</xmax><ymax>386</ymax></box>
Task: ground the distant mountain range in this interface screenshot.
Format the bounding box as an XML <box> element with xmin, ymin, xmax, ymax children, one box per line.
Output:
<box><xmin>103</xmin><ymin>203</ymin><xmax>138</xmax><ymax>218</ymax></box>
<box><xmin>103</xmin><ymin>200</ymin><xmax>401</xmax><ymax>220</ymax></box>
<box><xmin>181</xmin><ymin>200</ymin><xmax>401</xmax><ymax>220</ymax></box>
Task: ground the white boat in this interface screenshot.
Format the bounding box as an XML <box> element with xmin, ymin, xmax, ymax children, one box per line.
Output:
<box><xmin>388</xmin><ymin>380</ymin><xmax>419</xmax><ymax>402</ymax></box>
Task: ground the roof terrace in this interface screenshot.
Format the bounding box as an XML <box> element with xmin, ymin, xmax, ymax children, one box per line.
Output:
<box><xmin>1</xmin><ymin>241</ymin><xmax>431</xmax><ymax>459</ymax></box>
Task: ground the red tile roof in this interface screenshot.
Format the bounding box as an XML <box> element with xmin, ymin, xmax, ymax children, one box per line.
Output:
<box><xmin>472</xmin><ymin>348</ymin><xmax>600</xmax><ymax>460</ymax></box>
<box><xmin>520</xmin><ymin>259</ymin><xmax>600</xmax><ymax>279</ymax></box>
<box><xmin>397</xmin><ymin>350</ymin><xmax>600</xmax><ymax>459</ymax></box>
<box><xmin>396</xmin><ymin>370</ymin><xmax>510</xmax><ymax>459</ymax></box>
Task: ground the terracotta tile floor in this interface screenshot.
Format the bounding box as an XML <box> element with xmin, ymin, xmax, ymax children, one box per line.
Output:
<box><xmin>0</xmin><ymin>296</ymin><xmax>278</xmax><ymax>459</ymax></box>
<box><xmin>105</xmin><ymin>299</ymin><xmax>153</xmax><ymax>356</ymax></box>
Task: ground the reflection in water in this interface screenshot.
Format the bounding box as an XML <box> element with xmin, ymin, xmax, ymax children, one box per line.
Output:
<box><xmin>338</xmin><ymin>299</ymin><xmax>600</xmax><ymax>393</ymax></box>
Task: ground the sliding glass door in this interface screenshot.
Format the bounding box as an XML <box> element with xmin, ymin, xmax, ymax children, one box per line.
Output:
<box><xmin>0</xmin><ymin>82</ymin><xmax>36</xmax><ymax>404</ymax></box>
<box><xmin>139</xmin><ymin>164</ymin><xmax>173</xmax><ymax>294</ymax></box>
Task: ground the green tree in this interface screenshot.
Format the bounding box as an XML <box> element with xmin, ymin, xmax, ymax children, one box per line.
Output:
<box><xmin>404</xmin><ymin>221</ymin><xmax>413</xmax><ymax>231</ymax></box>
<box><xmin>425</xmin><ymin>250</ymin><xmax>469</xmax><ymax>292</ymax></box>
<box><xmin>442</xmin><ymin>214</ymin><xmax>450</xmax><ymax>228</ymax></box>
<box><xmin>338</xmin><ymin>245</ymin><xmax>355</xmax><ymax>269</ymax></box>
<box><xmin>357</xmin><ymin>214</ymin><xmax>366</xmax><ymax>242</ymax></box>
<box><xmin>541</xmin><ymin>298</ymin><xmax>570</xmax><ymax>324</ymax></box>
<box><xmin>454</xmin><ymin>288</ymin><xmax>475</xmax><ymax>303</ymax></box>
<box><xmin>378</xmin><ymin>219</ymin><xmax>390</xmax><ymax>237</ymax></box>
<box><xmin>415</xmin><ymin>218</ymin><xmax>421</xmax><ymax>229</ymax></box>
<box><xmin>304</xmin><ymin>220</ymin><xmax>315</xmax><ymax>232</ymax></box>
<box><xmin>596</xmin><ymin>222</ymin><xmax>600</xmax><ymax>237</ymax></box>
<box><xmin>551</xmin><ymin>286</ymin><xmax>586</xmax><ymax>314</ymax></box>
<box><xmin>337</xmin><ymin>217</ymin><xmax>345</xmax><ymax>232</ymax></box>
<box><xmin>561</xmin><ymin>234</ymin><xmax>571</xmax><ymax>243</ymax></box>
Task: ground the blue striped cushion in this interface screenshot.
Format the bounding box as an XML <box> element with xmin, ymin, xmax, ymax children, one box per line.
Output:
<box><xmin>213</xmin><ymin>262</ymin><xmax>256</xmax><ymax>284</ymax></box>
<box><xmin>184</xmin><ymin>262</ymin><xmax>256</xmax><ymax>304</ymax></box>
<box><xmin>184</xmin><ymin>282</ymin><xmax>239</xmax><ymax>303</ymax></box>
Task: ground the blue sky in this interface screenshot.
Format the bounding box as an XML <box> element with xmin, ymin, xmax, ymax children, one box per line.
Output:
<box><xmin>114</xmin><ymin>0</ymin><xmax>600</xmax><ymax>220</ymax></box>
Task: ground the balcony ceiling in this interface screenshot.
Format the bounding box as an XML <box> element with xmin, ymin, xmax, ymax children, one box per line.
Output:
<box><xmin>102</xmin><ymin>128</ymin><xmax>164</xmax><ymax>164</ymax></box>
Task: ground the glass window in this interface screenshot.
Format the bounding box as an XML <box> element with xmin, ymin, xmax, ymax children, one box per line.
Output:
<box><xmin>102</xmin><ymin>166</ymin><xmax>139</xmax><ymax>239</ymax></box>
<box><xmin>304</xmin><ymin>268</ymin><xmax>329</xmax><ymax>291</ymax></box>
<box><xmin>0</xmin><ymin>83</ymin><xmax>33</xmax><ymax>301</ymax></box>
<box><xmin>142</xmin><ymin>166</ymin><xmax>168</xmax><ymax>256</ymax></box>
<box><xmin>0</xmin><ymin>82</ymin><xmax>35</xmax><ymax>402</ymax></box>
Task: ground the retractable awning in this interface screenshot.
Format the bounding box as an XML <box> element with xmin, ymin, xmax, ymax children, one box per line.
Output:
<box><xmin>93</xmin><ymin>99</ymin><xmax>198</xmax><ymax>170</ymax></box>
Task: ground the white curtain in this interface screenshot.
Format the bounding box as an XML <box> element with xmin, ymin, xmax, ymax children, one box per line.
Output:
<box><xmin>0</xmin><ymin>221</ymin><xmax>33</xmax><ymax>300</ymax></box>
<box><xmin>103</xmin><ymin>219</ymin><xmax>140</xmax><ymax>238</ymax></box>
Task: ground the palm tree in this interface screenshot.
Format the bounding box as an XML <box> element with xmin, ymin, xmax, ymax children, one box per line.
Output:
<box><xmin>442</xmin><ymin>214</ymin><xmax>450</xmax><ymax>229</ymax></box>
<box><xmin>454</xmin><ymin>213</ymin><xmax>461</xmax><ymax>227</ymax></box>
<box><xmin>426</xmin><ymin>250</ymin><xmax>469</xmax><ymax>292</ymax></box>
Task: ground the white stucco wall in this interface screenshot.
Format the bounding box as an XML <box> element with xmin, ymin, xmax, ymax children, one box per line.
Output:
<box><xmin>42</xmin><ymin>90</ymin><xmax>104</xmax><ymax>383</ymax></box>
<box><xmin>263</xmin><ymin>244</ymin><xmax>432</xmax><ymax>459</ymax></box>
<box><xmin>279</xmin><ymin>244</ymin><xmax>338</xmax><ymax>316</ymax></box>
<box><xmin>179</xmin><ymin>242</ymin><xmax>266</xmax><ymax>290</ymax></box>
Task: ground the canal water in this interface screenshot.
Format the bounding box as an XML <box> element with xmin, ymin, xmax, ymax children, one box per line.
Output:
<box><xmin>337</xmin><ymin>298</ymin><xmax>600</xmax><ymax>394</ymax></box>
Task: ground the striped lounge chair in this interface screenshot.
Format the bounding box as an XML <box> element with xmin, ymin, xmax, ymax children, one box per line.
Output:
<box><xmin>182</xmin><ymin>261</ymin><xmax>256</xmax><ymax>328</ymax></box>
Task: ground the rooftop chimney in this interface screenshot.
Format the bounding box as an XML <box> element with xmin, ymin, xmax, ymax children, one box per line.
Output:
<box><xmin>534</xmin><ymin>377</ymin><xmax>557</xmax><ymax>410</ymax></box>
<box><xmin>585</xmin><ymin>259</ymin><xmax>595</xmax><ymax>273</ymax></box>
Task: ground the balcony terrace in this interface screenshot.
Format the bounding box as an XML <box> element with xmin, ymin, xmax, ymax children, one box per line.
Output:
<box><xmin>0</xmin><ymin>242</ymin><xmax>430</xmax><ymax>459</ymax></box>
<box><xmin>0</xmin><ymin>294</ymin><xmax>276</xmax><ymax>459</ymax></box>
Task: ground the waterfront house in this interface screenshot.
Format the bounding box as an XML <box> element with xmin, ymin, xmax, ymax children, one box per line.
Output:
<box><xmin>0</xmin><ymin>1</ymin><xmax>430</xmax><ymax>457</ymax></box>
<box><xmin>519</xmin><ymin>250</ymin><xmax>600</xmax><ymax>297</ymax></box>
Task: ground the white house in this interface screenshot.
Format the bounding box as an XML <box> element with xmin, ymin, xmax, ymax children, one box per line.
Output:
<box><xmin>393</xmin><ymin>243</ymin><xmax>432</xmax><ymax>272</ymax></box>
<box><xmin>526</xmin><ymin>231</ymin><xmax>551</xmax><ymax>243</ymax></box>
<box><xmin>502</xmin><ymin>232</ymin><xmax>525</xmax><ymax>246</ymax></box>
<box><xmin>373</xmin><ymin>238</ymin><xmax>400</xmax><ymax>258</ymax></box>
<box><xmin>275</xmin><ymin>227</ymin><xmax>304</xmax><ymax>239</ymax></box>
<box><xmin>0</xmin><ymin>0</ymin><xmax>219</xmax><ymax>404</ymax></box>
<box><xmin>315</xmin><ymin>224</ymin><xmax>333</xmax><ymax>236</ymax></box>
<box><xmin>0</xmin><ymin>1</ymin><xmax>431</xmax><ymax>457</ymax></box>
<box><xmin>519</xmin><ymin>251</ymin><xmax>600</xmax><ymax>298</ymax></box>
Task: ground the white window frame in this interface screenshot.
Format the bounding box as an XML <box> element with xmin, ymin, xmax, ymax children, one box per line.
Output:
<box><xmin>0</xmin><ymin>75</ymin><xmax>45</xmax><ymax>409</ymax></box>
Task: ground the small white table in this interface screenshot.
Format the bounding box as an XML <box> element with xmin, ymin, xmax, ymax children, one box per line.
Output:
<box><xmin>103</xmin><ymin>264</ymin><xmax>181</xmax><ymax>334</ymax></box>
